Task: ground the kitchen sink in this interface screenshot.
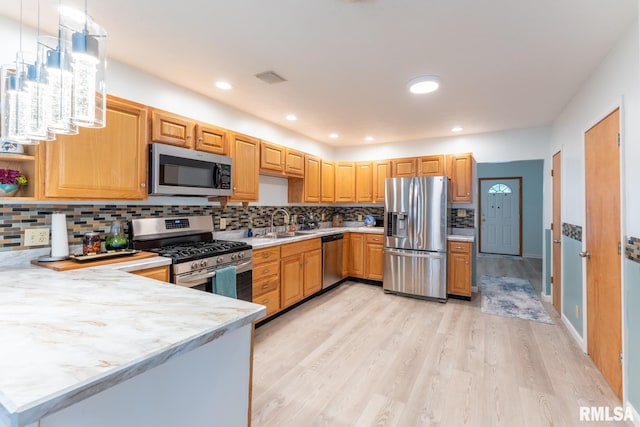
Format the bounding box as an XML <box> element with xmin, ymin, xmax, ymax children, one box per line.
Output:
<box><xmin>257</xmin><ymin>231</ymin><xmax>312</xmax><ymax>239</ymax></box>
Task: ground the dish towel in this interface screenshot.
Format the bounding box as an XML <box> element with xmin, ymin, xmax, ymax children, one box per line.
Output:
<box><xmin>214</xmin><ymin>266</ymin><xmax>237</xmax><ymax>298</ymax></box>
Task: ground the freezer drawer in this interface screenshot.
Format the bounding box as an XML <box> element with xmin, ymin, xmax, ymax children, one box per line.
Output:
<box><xmin>383</xmin><ymin>248</ymin><xmax>447</xmax><ymax>300</ymax></box>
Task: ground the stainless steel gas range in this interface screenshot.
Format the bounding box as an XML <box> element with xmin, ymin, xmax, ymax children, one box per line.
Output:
<box><xmin>130</xmin><ymin>215</ymin><xmax>252</xmax><ymax>301</ymax></box>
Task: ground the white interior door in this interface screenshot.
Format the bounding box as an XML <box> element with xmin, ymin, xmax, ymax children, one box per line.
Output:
<box><xmin>480</xmin><ymin>178</ymin><xmax>521</xmax><ymax>255</ymax></box>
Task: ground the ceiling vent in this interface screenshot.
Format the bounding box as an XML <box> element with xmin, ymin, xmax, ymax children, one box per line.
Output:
<box><xmin>255</xmin><ymin>70</ymin><xmax>288</xmax><ymax>85</ymax></box>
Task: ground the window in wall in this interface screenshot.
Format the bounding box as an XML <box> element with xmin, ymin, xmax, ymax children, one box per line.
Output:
<box><xmin>488</xmin><ymin>183</ymin><xmax>512</xmax><ymax>194</ymax></box>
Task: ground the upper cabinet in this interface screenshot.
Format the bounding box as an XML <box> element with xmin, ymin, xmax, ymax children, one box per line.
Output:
<box><xmin>392</xmin><ymin>155</ymin><xmax>444</xmax><ymax>177</ymax></box>
<box><xmin>372</xmin><ymin>160</ymin><xmax>390</xmax><ymax>203</ymax></box>
<box><xmin>195</xmin><ymin>123</ymin><xmax>227</xmax><ymax>154</ymax></box>
<box><xmin>304</xmin><ymin>155</ymin><xmax>321</xmax><ymax>202</ymax></box>
<box><xmin>0</xmin><ymin>146</ymin><xmax>39</xmax><ymax>200</ymax></box>
<box><xmin>355</xmin><ymin>161</ymin><xmax>373</xmax><ymax>203</ymax></box>
<box><xmin>260</xmin><ymin>141</ymin><xmax>304</xmax><ymax>178</ymax></box>
<box><xmin>321</xmin><ymin>160</ymin><xmax>335</xmax><ymax>203</ymax></box>
<box><xmin>447</xmin><ymin>153</ymin><xmax>473</xmax><ymax>203</ymax></box>
<box><xmin>335</xmin><ymin>162</ymin><xmax>356</xmax><ymax>203</ymax></box>
<box><xmin>150</xmin><ymin>109</ymin><xmax>194</xmax><ymax>149</ymax></box>
<box><xmin>43</xmin><ymin>96</ymin><xmax>148</xmax><ymax>199</ymax></box>
<box><xmin>229</xmin><ymin>132</ymin><xmax>260</xmax><ymax>202</ymax></box>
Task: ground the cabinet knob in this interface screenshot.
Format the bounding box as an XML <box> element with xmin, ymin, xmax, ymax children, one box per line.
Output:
<box><xmin>140</xmin><ymin>183</ymin><xmax>146</xmax><ymax>188</ymax></box>
<box><xmin>263</xmin><ymin>269</ymin><xmax>270</xmax><ymax>274</ymax></box>
<box><xmin>262</xmin><ymin>284</ymin><xmax>269</xmax><ymax>289</ymax></box>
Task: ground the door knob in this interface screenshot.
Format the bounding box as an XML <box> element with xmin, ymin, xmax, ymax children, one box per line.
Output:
<box><xmin>579</xmin><ymin>251</ymin><xmax>591</xmax><ymax>259</ymax></box>
<box><xmin>553</xmin><ymin>239</ymin><xmax>561</xmax><ymax>244</ymax></box>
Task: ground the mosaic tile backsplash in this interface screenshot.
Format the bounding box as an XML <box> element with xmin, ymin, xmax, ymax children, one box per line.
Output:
<box><xmin>626</xmin><ymin>236</ymin><xmax>640</xmax><ymax>264</ymax></box>
<box><xmin>562</xmin><ymin>223</ymin><xmax>582</xmax><ymax>242</ymax></box>
<box><xmin>0</xmin><ymin>204</ymin><xmax>475</xmax><ymax>251</ymax></box>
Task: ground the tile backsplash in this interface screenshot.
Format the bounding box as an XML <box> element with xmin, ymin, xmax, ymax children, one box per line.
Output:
<box><xmin>562</xmin><ymin>223</ymin><xmax>583</xmax><ymax>242</ymax></box>
<box><xmin>626</xmin><ymin>236</ymin><xmax>640</xmax><ymax>264</ymax></box>
<box><xmin>0</xmin><ymin>204</ymin><xmax>475</xmax><ymax>251</ymax></box>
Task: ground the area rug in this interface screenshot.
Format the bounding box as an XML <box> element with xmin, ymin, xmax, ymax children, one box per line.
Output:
<box><xmin>480</xmin><ymin>275</ymin><xmax>553</xmax><ymax>324</ymax></box>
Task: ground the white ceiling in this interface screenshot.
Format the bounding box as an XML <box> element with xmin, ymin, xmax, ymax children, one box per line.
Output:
<box><xmin>0</xmin><ymin>0</ymin><xmax>636</xmax><ymax>146</ymax></box>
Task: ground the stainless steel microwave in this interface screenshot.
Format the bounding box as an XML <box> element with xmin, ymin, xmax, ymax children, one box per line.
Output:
<box><xmin>148</xmin><ymin>143</ymin><xmax>233</xmax><ymax>197</ymax></box>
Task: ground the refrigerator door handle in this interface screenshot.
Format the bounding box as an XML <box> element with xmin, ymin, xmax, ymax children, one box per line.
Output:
<box><xmin>385</xmin><ymin>249</ymin><xmax>444</xmax><ymax>258</ymax></box>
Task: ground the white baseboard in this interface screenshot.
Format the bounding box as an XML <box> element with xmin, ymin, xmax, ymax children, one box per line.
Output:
<box><xmin>472</xmin><ymin>286</ymin><xmax>478</xmax><ymax>293</ymax></box>
<box><xmin>540</xmin><ymin>293</ymin><xmax>552</xmax><ymax>302</ymax></box>
<box><xmin>627</xmin><ymin>401</ymin><xmax>640</xmax><ymax>427</ymax></box>
<box><xmin>561</xmin><ymin>314</ymin><xmax>587</xmax><ymax>353</ymax></box>
<box><xmin>523</xmin><ymin>253</ymin><xmax>543</xmax><ymax>259</ymax></box>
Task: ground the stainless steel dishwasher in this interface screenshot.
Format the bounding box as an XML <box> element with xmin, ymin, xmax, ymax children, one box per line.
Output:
<box><xmin>322</xmin><ymin>233</ymin><xmax>344</xmax><ymax>289</ymax></box>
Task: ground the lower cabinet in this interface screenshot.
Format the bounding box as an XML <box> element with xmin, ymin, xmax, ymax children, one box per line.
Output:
<box><xmin>280</xmin><ymin>238</ymin><xmax>322</xmax><ymax>309</ymax></box>
<box><xmin>131</xmin><ymin>265</ymin><xmax>170</xmax><ymax>282</ymax></box>
<box><xmin>447</xmin><ymin>241</ymin><xmax>472</xmax><ymax>298</ymax></box>
<box><xmin>347</xmin><ymin>232</ymin><xmax>384</xmax><ymax>281</ymax></box>
<box><xmin>252</xmin><ymin>246</ymin><xmax>281</xmax><ymax>319</ymax></box>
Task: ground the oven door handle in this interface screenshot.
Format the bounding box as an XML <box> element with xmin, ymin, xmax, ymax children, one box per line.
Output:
<box><xmin>175</xmin><ymin>270</ymin><xmax>216</xmax><ymax>287</ymax></box>
<box><xmin>235</xmin><ymin>260</ymin><xmax>252</xmax><ymax>273</ymax></box>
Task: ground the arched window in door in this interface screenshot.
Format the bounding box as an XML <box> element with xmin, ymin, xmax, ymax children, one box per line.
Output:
<box><xmin>488</xmin><ymin>183</ymin><xmax>512</xmax><ymax>194</ymax></box>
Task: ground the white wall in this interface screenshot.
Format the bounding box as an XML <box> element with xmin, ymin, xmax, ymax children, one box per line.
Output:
<box><xmin>548</xmin><ymin>19</ymin><xmax>640</xmax><ymax>231</ymax></box>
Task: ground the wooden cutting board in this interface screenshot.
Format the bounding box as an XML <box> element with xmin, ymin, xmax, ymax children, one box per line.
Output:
<box><xmin>31</xmin><ymin>251</ymin><xmax>159</xmax><ymax>271</ymax></box>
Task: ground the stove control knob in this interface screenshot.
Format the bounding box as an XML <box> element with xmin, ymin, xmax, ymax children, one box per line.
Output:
<box><xmin>216</xmin><ymin>257</ymin><xmax>224</xmax><ymax>264</ymax></box>
<box><xmin>191</xmin><ymin>262</ymin><xmax>199</xmax><ymax>270</ymax></box>
<box><xmin>237</xmin><ymin>252</ymin><xmax>244</xmax><ymax>259</ymax></box>
<box><xmin>231</xmin><ymin>253</ymin><xmax>238</xmax><ymax>260</ymax></box>
<box><xmin>200</xmin><ymin>260</ymin><xmax>208</xmax><ymax>268</ymax></box>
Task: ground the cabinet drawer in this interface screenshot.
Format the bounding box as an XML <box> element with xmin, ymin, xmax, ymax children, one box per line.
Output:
<box><xmin>254</xmin><ymin>289</ymin><xmax>280</xmax><ymax>318</ymax></box>
<box><xmin>253</xmin><ymin>259</ymin><xmax>279</xmax><ymax>280</ymax></box>
<box><xmin>253</xmin><ymin>274</ymin><xmax>280</xmax><ymax>297</ymax></box>
<box><xmin>365</xmin><ymin>233</ymin><xmax>384</xmax><ymax>244</ymax></box>
<box><xmin>448</xmin><ymin>241</ymin><xmax>472</xmax><ymax>254</ymax></box>
<box><xmin>281</xmin><ymin>238</ymin><xmax>321</xmax><ymax>258</ymax></box>
<box><xmin>253</xmin><ymin>246</ymin><xmax>280</xmax><ymax>265</ymax></box>
<box><xmin>132</xmin><ymin>265</ymin><xmax>170</xmax><ymax>282</ymax></box>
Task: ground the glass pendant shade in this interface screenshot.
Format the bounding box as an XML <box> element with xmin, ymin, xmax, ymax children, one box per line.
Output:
<box><xmin>41</xmin><ymin>35</ymin><xmax>78</xmax><ymax>135</ymax></box>
<box><xmin>1</xmin><ymin>64</ymin><xmax>34</xmax><ymax>145</ymax></box>
<box><xmin>25</xmin><ymin>62</ymin><xmax>55</xmax><ymax>141</ymax></box>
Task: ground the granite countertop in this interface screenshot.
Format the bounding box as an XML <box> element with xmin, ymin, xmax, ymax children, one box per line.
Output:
<box><xmin>0</xmin><ymin>268</ymin><xmax>265</xmax><ymax>427</ymax></box>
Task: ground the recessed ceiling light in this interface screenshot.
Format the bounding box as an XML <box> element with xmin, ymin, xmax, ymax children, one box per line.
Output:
<box><xmin>365</xmin><ymin>136</ymin><xmax>374</xmax><ymax>141</ymax></box>
<box><xmin>451</xmin><ymin>126</ymin><xmax>463</xmax><ymax>132</ymax></box>
<box><xmin>407</xmin><ymin>75</ymin><xmax>441</xmax><ymax>94</ymax></box>
<box><xmin>285</xmin><ymin>114</ymin><xmax>298</xmax><ymax>121</ymax></box>
<box><xmin>329</xmin><ymin>133</ymin><xmax>339</xmax><ymax>139</ymax></box>
<box><xmin>215</xmin><ymin>81</ymin><xmax>232</xmax><ymax>90</ymax></box>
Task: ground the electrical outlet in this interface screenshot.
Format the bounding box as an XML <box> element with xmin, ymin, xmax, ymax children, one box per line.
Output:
<box><xmin>321</xmin><ymin>213</ymin><xmax>325</xmax><ymax>221</ymax></box>
<box><xmin>24</xmin><ymin>228</ymin><xmax>50</xmax><ymax>246</ymax></box>
<box><xmin>575</xmin><ymin>305</ymin><xmax>580</xmax><ymax>319</ymax></box>
<box><xmin>219</xmin><ymin>218</ymin><xmax>227</xmax><ymax>230</ymax></box>
<box><xmin>457</xmin><ymin>209</ymin><xmax>467</xmax><ymax>218</ymax></box>
<box><xmin>358</xmin><ymin>214</ymin><xmax>363</xmax><ymax>222</ymax></box>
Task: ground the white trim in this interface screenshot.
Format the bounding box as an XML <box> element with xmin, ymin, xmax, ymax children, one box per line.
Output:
<box><xmin>523</xmin><ymin>253</ymin><xmax>543</xmax><ymax>259</ymax></box>
<box><xmin>562</xmin><ymin>313</ymin><xmax>587</xmax><ymax>353</ymax></box>
<box><xmin>619</xmin><ymin>95</ymin><xmax>629</xmax><ymax>411</ymax></box>
<box><xmin>626</xmin><ymin>401</ymin><xmax>640</xmax><ymax>427</ymax></box>
<box><xmin>540</xmin><ymin>293</ymin><xmax>552</xmax><ymax>303</ymax></box>
<box><xmin>471</xmin><ymin>285</ymin><xmax>478</xmax><ymax>293</ymax></box>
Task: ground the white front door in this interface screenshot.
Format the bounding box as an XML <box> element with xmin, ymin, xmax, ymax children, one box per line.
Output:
<box><xmin>480</xmin><ymin>178</ymin><xmax>521</xmax><ymax>255</ymax></box>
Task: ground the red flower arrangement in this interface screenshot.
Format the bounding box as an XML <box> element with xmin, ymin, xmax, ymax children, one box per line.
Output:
<box><xmin>0</xmin><ymin>168</ymin><xmax>28</xmax><ymax>186</ymax></box>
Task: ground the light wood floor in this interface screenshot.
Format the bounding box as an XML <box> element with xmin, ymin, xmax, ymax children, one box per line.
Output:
<box><xmin>252</xmin><ymin>258</ymin><xmax>628</xmax><ymax>426</ymax></box>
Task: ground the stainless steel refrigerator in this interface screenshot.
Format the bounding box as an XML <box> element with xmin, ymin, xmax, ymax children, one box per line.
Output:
<box><xmin>383</xmin><ymin>176</ymin><xmax>448</xmax><ymax>301</ymax></box>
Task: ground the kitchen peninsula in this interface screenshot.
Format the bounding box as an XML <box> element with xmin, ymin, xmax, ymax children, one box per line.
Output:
<box><xmin>0</xmin><ymin>266</ymin><xmax>265</xmax><ymax>427</ymax></box>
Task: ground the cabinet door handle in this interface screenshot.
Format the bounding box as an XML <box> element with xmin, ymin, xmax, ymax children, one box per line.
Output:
<box><xmin>262</xmin><ymin>299</ymin><xmax>270</xmax><ymax>304</ymax></box>
<box><xmin>262</xmin><ymin>253</ymin><xmax>271</xmax><ymax>258</ymax></box>
<box><xmin>263</xmin><ymin>269</ymin><xmax>270</xmax><ymax>274</ymax></box>
<box><xmin>262</xmin><ymin>284</ymin><xmax>269</xmax><ymax>289</ymax></box>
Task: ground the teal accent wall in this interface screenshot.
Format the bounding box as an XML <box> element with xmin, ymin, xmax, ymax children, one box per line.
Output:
<box><xmin>624</xmin><ymin>259</ymin><xmax>640</xmax><ymax>411</ymax></box>
<box><xmin>477</xmin><ymin>160</ymin><xmax>544</xmax><ymax>258</ymax></box>
<box><xmin>562</xmin><ymin>236</ymin><xmax>583</xmax><ymax>337</ymax></box>
<box><xmin>545</xmin><ymin>229</ymin><xmax>551</xmax><ymax>295</ymax></box>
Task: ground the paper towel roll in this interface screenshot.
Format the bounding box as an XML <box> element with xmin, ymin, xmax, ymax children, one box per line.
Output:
<box><xmin>51</xmin><ymin>213</ymin><xmax>69</xmax><ymax>258</ymax></box>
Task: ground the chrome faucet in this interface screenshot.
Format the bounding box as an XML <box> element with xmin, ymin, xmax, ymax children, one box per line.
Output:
<box><xmin>270</xmin><ymin>208</ymin><xmax>290</xmax><ymax>234</ymax></box>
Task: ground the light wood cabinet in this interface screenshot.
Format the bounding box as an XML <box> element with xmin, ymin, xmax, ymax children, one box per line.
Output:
<box><xmin>372</xmin><ymin>160</ymin><xmax>390</xmax><ymax>203</ymax></box>
<box><xmin>364</xmin><ymin>234</ymin><xmax>384</xmax><ymax>280</ymax></box>
<box><xmin>391</xmin><ymin>158</ymin><xmax>416</xmax><ymax>177</ymax></box>
<box><xmin>355</xmin><ymin>161</ymin><xmax>373</xmax><ymax>203</ymax></box>
<box><xmin>447</xmin><ymin>153</ymin><xmax>473</xmax><ymax>203</ymax></box>
<box><xmin>321</xmin><ymin>160</ymin><xmax>335</xmax><ymax>203</ymax></box>
<box><xmin>304</xmin><ymin>155</ymin><xmax>321</xmax><ymax>202</ymax></box>
<box><xmin>349</xmin><ymin>233</ymin><xmax>365</xmax><ymax>278</ymax></box>
<box><xmin>229</xmin><ymin>132</ymin><xmax>260</xmax><ymax>201</ymax></box>
<box><xmin>195</xmin><ymin>123</ymin><xmax>227</xmax><ymax>154</ymax></box>
<box><xmin>132</xmin><ymin>265</ymin><xmax>170</xmax><ymax>282</ymax></box>
<box><xmin>150</xmin><ymin>109</ymin><xmax>195</xmax><ymax>148</ymax></box>
<box><xmin>392</xmin><ymin>155</ymin><xmax>444</xmax><ymax>178</ymax></box>
<box><xmin>335</xmin><ymin>162</ymin><xmax>356</xmax><ymax>203</ymax></box>
<box><xmin>253</xmin><ymin>246</ymin><xmax>281</xmax><ymax>318</ymax></box>
<box><xmin>281</xmin><ymin>238</ymin><xmax>322</xmax><ymax>308</ymax></box>
<box><xmin>447</xmin><ymin>241</ymin><xmax>472</xmax><ymax>298</ymax></box>
<box><xmin>342</xmin><ymin>233</ymin><xmax>350</xmax><ymax>278</ymax></box>
<box><xmin>44</xmin><ymin>96</ymin><xmax>148</xmax><ymax>199</ymax></box>
<box><xmin>260</xmin><ymin>141</ymin><xmax>304</xmax><ymax>178</ymax></box>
